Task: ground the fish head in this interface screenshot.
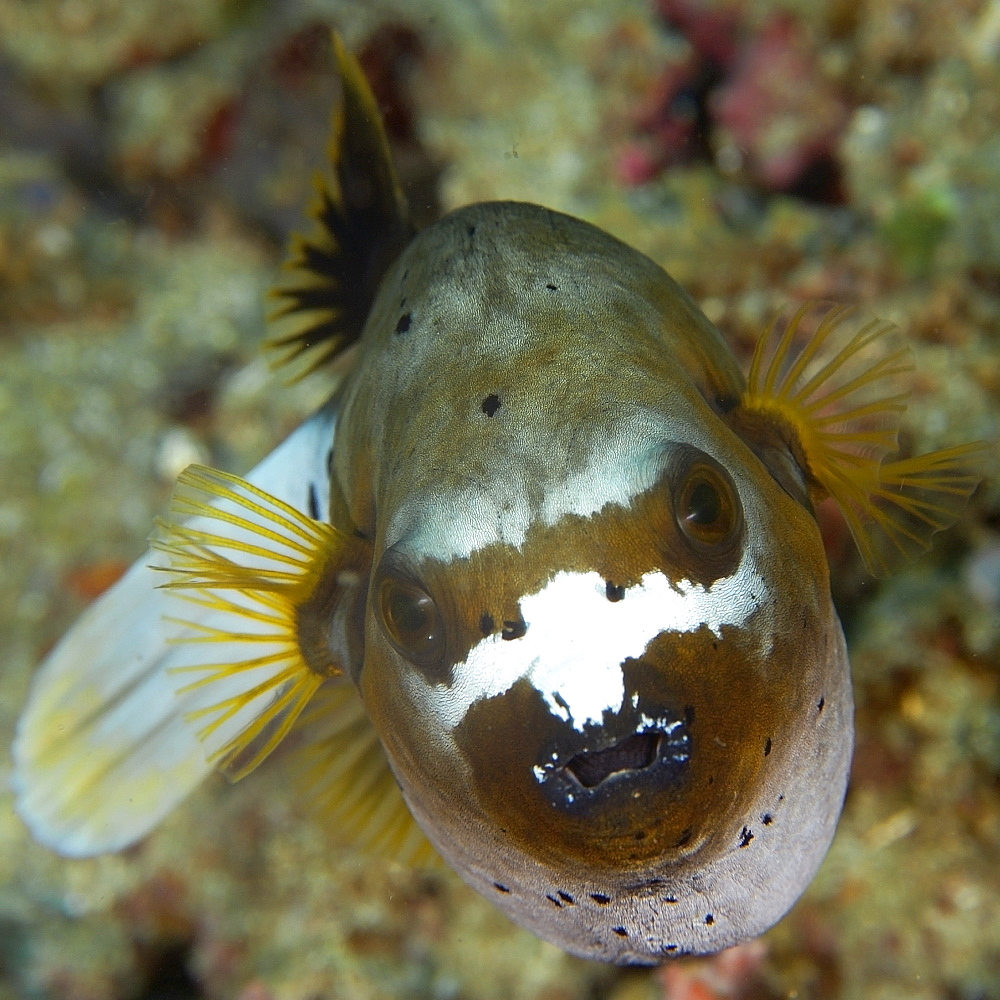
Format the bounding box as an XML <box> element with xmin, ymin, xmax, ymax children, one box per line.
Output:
<box><xmin>357</xmin><ymin>388</ymin><xmax>851</xmax><ymax>960</ymax></box>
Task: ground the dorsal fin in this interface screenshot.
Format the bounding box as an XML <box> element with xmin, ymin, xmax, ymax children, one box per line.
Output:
<box><xmin>732</xmin><ymin>302</ymin><xmax>984</xmax><ymax>577</ymax></box>
<box><xmin>267</xmin><ymin>33</ymin><xmax>415</xmax><ymax>373</ymax></box>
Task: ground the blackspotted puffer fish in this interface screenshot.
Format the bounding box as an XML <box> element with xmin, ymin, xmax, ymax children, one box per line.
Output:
<box><xmin>13</xmin><ymin>37</ymin><xmax>982</xmax><ymax>964</ymax></box>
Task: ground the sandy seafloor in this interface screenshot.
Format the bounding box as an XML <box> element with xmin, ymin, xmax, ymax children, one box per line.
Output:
<box><xmin>1</xmin><ymin>1</ymin><xmax>999</xmax><ymax>998</ymax></box>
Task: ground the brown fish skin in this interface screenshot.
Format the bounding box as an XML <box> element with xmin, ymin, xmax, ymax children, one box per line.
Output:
<box><xmin>328</xmin><ymin>200</ymin><xmax>851</xmax><ymax>962</ymax></box>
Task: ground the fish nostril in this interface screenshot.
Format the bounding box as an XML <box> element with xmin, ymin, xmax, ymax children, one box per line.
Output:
<box><xmin>564</xmin><ymin>732</ymin><xmax>662</xmax><ymax>789</ymax></box>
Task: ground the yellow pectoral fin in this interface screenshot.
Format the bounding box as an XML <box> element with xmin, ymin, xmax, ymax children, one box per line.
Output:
<box><xmin>735</xmin><ymin>302</ymin><xmax>984</xmax><ymax>576</ymax></box>
<box><xmin>152</xmin><ymin>465</ymin><xmax>370</xmax><ymax>781</ymax></box>
<box><xmin>845</xmin><ymin>441</ymin><xmax>987</xmax><ymax>577</ymax></box>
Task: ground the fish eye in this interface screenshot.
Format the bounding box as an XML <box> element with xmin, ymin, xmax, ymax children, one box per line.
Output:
<box><xmin>674</xmin><ymin>456</ymin><xmax>742</xmax><ymax>550</ymax></box>
<box><xmin>377</xmin><ymin>573</ymin><xmax>445</xmax><ymax>667</ymax></box>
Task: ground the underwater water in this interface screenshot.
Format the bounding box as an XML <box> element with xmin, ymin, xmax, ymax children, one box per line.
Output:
<box><xmin>1</xmin><ymin>0</ymin><xmax>998</xmax><ymax>997</ymax></box>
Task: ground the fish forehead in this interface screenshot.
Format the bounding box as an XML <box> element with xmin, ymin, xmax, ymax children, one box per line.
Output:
<box><xmin>332</xmin><ymin>201</ymin><xmax>747</xmax><ymax>551</ymax></box>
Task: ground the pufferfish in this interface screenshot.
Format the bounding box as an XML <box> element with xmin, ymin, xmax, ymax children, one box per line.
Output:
<box><xmin>13</xmin><ymin>37</ymin><xmax>982</xmax><ymax>965</ymax></box>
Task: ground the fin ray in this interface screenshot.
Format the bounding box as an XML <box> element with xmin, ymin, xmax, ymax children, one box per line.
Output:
<box><xmin>267</xmin><ymin>33</ymin><xmax>415</xmax><ymax>375</ymax></box>
<box><xmin>283</xmin><ymin>681</ymin><xmax>435</xmax><ymax>864</ymax></box>
<box><xmin>13</xmin><ymin>407</ymin><xmax>341</xmax><ymax>855</ymax></box>
<box><xmin>736</xmin><ymin>302</ymin><xmax>983</xmax><ymax>576</ymax></box>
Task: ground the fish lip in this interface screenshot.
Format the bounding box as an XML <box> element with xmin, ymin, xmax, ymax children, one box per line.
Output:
<box><xmin>533</xmin><ymin>712</ymin><xmax>690</xmax><ymax>799</ymax></box>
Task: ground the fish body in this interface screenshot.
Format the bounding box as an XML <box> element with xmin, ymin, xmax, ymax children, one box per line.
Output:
<box><xmin>335</xmin><ymin>201</ymin><xmax>852</xmax><ymax>960</ymax></box>
<box><xmin>13</xmin><ymin>37</ymin><xmax>981</xmax><ymax>964</ymax></box>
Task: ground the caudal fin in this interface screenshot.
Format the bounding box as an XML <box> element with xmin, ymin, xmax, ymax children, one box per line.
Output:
<box><xmin>12</xmin><ymin>405</ymin><xmax>359</xmax><ymax>856</ymax></box>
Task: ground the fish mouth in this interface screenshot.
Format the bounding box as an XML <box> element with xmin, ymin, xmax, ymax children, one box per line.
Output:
<box><xmin>535</xmin><ymin>715</ymin><xmax>691</xmax><ymax>805</ymax></box>
<box><xmin>564</xmin><ymin>731</ymin><xmax>663</xmax><ymax>788</ymax></box>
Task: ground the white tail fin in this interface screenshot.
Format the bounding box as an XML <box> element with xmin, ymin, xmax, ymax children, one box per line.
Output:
<box><xmin>12</xmin><ymin>404</ymin><xmax>338</xmax><ymax>857</ymax></box>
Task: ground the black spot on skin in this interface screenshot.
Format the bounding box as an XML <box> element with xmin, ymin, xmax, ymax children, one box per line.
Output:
<box><xmin>590</xmin><ymin>893</ymin><xmax>610</xmax><ymax>905</ymax></box>
<box><xmin>479</xmin><ymin>612</ymin><xmax>495</xmax><ymax>635</ymax></box>
<box><xmin>634</xmin><ymin>830</ymin><xmax>646</xmax><ymax>841</ymax></box>
<box><xmin>663</xmin><ymin>895</ymin><xmax>678</xmax><ymax>904</ymax></box>
<box><xmin>715</xmin><ymin>393</ymin><xmax>739</xmax><ymax>414</ymax></box>
<box><xmin>663</xmin><ymin>944</ymin><xmax>678</xmax><ymax>952</ymax></box>
<box><xmin>545</xmin><ymin>282</ymin><xmax>558</xmax><ymax>291</ymax></box>
<box><xmin>613</xmin><ymin>927</ymin><xmax>628</xmax><ymax>937</ymax></box>
<box><xmin>704</xmin><ymin>914</ymin><xmax>715</xmax><ymax>926</ymax></box>
<box><xmin>685</xmin><ymin>705</ymin><xmax>695</xmax><ymax>724</ymax></box>
<box><xmin>762</xmin><ymin>813</ymin><xmax>773</xmax><ymax>826</ymax></box>
<box><xmin>674</xmin><ymin>828</ymin><xmax>693</xmax><ymax>848</ymax></box>
<box><xmin>481</xmin><ymin>393</ymin><xmax>502</xmax><ymax>417</ymax></box>
<box><xmin>394</xmin><ymin>312</ymin><xmax>412</xmax><ymax>335</ymax></box>
<box><xmin>307</xmin><ymin>483</ymin><xmax>320</xmax><ymax>520</ymax></box>
<box><xmin>817</xmin><ymin>696</ymin><xmax>825</xmax><ymax>713</ymax></box>
<box><xmin>605</xmin><ymin>580</ymin><xmax>625</xmax><ymax>602</ymax></box>
<box><xmin>738</xmin><ymin>826</ymin><xmax>754</xmax><ymax>848</ymax></box>
<box><xmin>764</xmin><ymin>737</ymin><xmax>772</xmax><ymax>756</ymax></box>
<box><xmin>557</xmin><ymin>891</ymin><xmax>574</xmax><ymax>904</ymax></box>
<box><xmin>546</xmin><ymin>894</ymin><xmax>563</xmax><ymax>908</ymax></box>
<box><xmin>493</xmin><ymin>882</ymin><xmax>511</xmax><ymax>893</ymax></box>
<box><xmin>502</xmin><ymin>617</ymin><xmax>527</xmax><ymax>640</ymax></box>
<box><xmin>467</xmin><ymin>225</ymin><xmax>476</xmax><ymax>238</ymax></box>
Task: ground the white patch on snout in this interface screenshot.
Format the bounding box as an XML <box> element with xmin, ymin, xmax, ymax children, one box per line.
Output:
<box><xmin>430</xmin><ymin>566</ymin><xmax>766</xmax><ymax>732</ymax></box>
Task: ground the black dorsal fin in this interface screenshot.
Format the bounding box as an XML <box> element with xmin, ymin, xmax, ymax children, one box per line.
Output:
<box><xmin>267</xmin><ymin>33</ymin><xmax>416</xmax><ymax>373</ymax></box>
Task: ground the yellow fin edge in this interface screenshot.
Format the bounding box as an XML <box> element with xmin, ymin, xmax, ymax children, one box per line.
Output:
<box><xmin>738</xmin><ymin>302</ymin><xmax>984</xmax><ymax>576</ymax></box>
<box><xmin>151</xmin><ymin>465</ymin><xmax>352</xmax><ymax>781</ymax></box>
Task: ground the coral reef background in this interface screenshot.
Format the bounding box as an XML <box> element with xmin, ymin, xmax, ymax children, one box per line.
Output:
<box><xmin>1</xmin><ymin>1</ymin><xmax>998</xmax><ymax>998</ymax></box>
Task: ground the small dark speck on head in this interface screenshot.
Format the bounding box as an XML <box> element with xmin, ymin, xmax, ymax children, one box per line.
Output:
<box><xmin>590</xmin><ymin>893</ymin><xmax>610</xmax><ymax>905</ymax></box>
<box><xmin>764</xmin><ymin>737</ymin><xmax>772</xmax><ymax>756</ymax></box>
<box><xmin>557</xmin><ymin>891</ymin><xmax>574</xmax><ymax>904</ymax></box>
<box><xmin>467</xmin><ymin>225</ymin><xmax>477</xmax><ymax>238</ymax></box>
<box><xmin>817</xmin><ymin>697</ymin><xmax>825</xmax><ymax>713</ymax></box>
<box><xmin>663</xmin><ymin>895</ymin><xmax>677</xmax><ymax>904</ymax></box>
<box><xmin>704</xmin><ymin>914</ymin><xmax>715</xmax><ymax>926</ymax></box>
<box><xmin>493</xmin><ymin>882</ymin><xmax>511</xmax><ymax>893</ymax></box>
<box><xmin>546</xmin><ymin>894</ymin><xmax>563</xmax><ymax>908</ymax></box>
<box><xmin>479</xmin><ymin>611</ymin><xmax>495</xmax><ymax>635</ymax></box>
<box><xmin>394</xmin><ymin>312</ymin><xmax>412</xmax><ymax>335</ymax></box>
<box><xmin>546</xmin><ymin>282</ymin><xmax>558</xmax><ymax>291</ymax></box>
<box><xmin>307</xmin><ymin>483</ymin><xmax>320</xmax><ymax>520</ymax></box>
<box><xmin>481</xmin><ymin>394</ymin><xmax>502</xmax><ymax>417</ymax></box>
<box><xmin>738</xmin><ymin>826</ymin><xmax>754</xmax><ymax>848</ymax></box>
<box><xmin>502</xmin><ymin>618</ymin><xmax>527</xmax><ymax>640</ymax></box>
<box><xmin>605</xmin><ymin>581</ymin><xmax>625</xmax><ymax>602</ymax></box>
<box><xmin>762</xmin><ymin>813</ymin><xmax>773</xmax><ymax>825</ymax></box>
<box><xmin>613</xmin><ymin>926</ymin><xmax>628</xmax><ymax>937</ymax></box>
